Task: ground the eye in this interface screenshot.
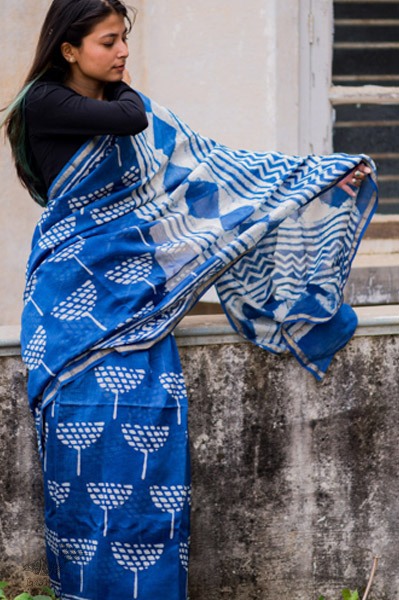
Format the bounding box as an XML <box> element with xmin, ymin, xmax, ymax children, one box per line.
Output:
<box><xmin>103</xmin><ymin>42</ymin><xmax>114</xmax><ymax>47</ymax></box>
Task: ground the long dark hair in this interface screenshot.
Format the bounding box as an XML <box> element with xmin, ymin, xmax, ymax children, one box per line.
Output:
<box><xmin>2</xmin><ymin>0</ymin><xmax>136</xmax><ymax>206</ymax></box>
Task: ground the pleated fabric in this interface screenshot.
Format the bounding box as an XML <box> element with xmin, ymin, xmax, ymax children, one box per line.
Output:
<box><xmin>39</xmin><ymin>335</ymin><xmax>190</xmax><ymax>600</ymax></box>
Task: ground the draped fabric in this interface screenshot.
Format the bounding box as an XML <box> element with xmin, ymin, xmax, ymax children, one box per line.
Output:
<box><xmin>21</xmin><ymin>92</ymin><xmax>377</xmax><ymax>415</ymax></box>
<box><xmin>20</xmin><ymin>92</ymin><xmax>377</xmax><ymax>600</ymax></box>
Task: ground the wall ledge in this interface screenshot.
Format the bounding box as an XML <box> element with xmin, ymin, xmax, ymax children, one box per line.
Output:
<box><xmin>1</xmin><ymin>305</ymin><xmax>399</xmax><ymax>357</ymax></box>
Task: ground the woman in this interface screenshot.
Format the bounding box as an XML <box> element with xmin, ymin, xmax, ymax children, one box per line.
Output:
<box><xmin>2</xmin><ymin>1</ymin><xmax>376</xmax><ymax>599</ymax></box>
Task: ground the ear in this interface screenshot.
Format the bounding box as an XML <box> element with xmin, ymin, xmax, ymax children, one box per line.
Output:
<box><xmin>60</xmin><ymin>42</ymin><xmax>77</xmax><ymax>64</ymax></box>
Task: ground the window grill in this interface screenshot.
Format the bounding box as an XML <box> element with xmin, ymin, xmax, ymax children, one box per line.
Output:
<box><xmin>332</xmin><ymin>0</ymin><xmax>399</xmax><ymax>213</ymax></box>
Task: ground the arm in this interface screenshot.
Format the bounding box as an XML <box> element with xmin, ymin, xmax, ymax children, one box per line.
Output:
<box><xmin>26</xmin><ymin>81</ymin><xmax>148</xmax><ymax>138</ymax></box>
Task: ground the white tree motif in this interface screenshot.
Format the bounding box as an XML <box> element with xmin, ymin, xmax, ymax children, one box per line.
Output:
<box><xmin>122</xmin><ymin>166</ymin><xmax>140</xmax><ymax>187</ymax></box>
<box><xmin>91</xmin><ymin>197</ymin><xmax>138</xmax><ymax>225</ymax></box>
<box><xmin>150</xmin><ymin>485</ymin><xmax>189</xmax><ymax>539</ymax></box>
<box><xmin>105</xmin><ymin>255</ymin><xmax>156</xmax><ymax>294</ymax></box>
<box><xmin>49</xmin><ymin>240</ymin><xmax>93</xmax><ymax>275</ymax></box>
<box><xmin>23</xmin><ymin>325</ymin><xmax>55</xmax><ymax>376</ymax></box>
<box><xmin>45</xmin><ymin>526</ymin><xmax>61</xmax><ymax>580</ymax></box>
<box><xmin>159</xmin><ymin>372</ymin><xmax>187</xmax><ymax>425</ymax></box>
<box><xmin>86</xmin><ymin>482</ymin><xmax>133</xmax><ymax>536</ymax></box>
<box><xmin>43</xmin><ymin>422</ymin><xmax>50</xmax><ymax>472</ymax></box>
<box><xmin>24</xmin><ymin>274</ymin><xmax>43</xmax><ymax>316</ymax></box>
<box><xmin>51</xmin><ymin>280</ymin><xmax>106</xmax><ymax>331</ymax></box>
<box><xmin>60</xmin><ymin>537</ymin><xmax>98</xmax><ymax>594</ymax></box>
<box><xmin>121</xmin><ymin>424</ymin><xmax>170</xmax><ymax>480</ymax></box>
<box><xmin>68</xmin><ymin>183</ymin><xmax>114</xmax><ymax>213</ymax></box>
<box><xmin>130</xmin><ymin>225</ymin><xmax>151</xmax><ymax>248</ymax></box>
<box><xmin>179</xmin><ymin>541</ymin><xmax>189</xmax><ymax>572</ymax></box>
<box><xmin>38</xmin><ymin>201</ymin><xmax>55</xmax><ymax>235</ymax></box>
<box><xmin>38</xmin><ymin>216</ymin><xmax>76</xmax><ymax>250</ymax></box>
<box><xmin>48</xmin><ymin>480</ymin><xmax>71</xmax><ymax>508</ymax></box>
<box><xmin>56</xmin><ymin>422</ymin><xmax>105</xmax><ymax>476</ymax></box>
<box><xmin>94</xmin><ymin>366</ymin><xmax>146</xmax><ymax>420</ymax></box>
<box><xmin>111</xmin><ymin>542</ymin><xmax>164</xmax><ymax>600</ymax></box>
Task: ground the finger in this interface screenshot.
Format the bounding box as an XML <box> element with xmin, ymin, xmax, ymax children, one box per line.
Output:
<box><xmin>358</xmin><ymin>164</ymin><xmax>372</xmax><ymax>175</ymax></box>
<box><xmin>340</xmin><ymin>184</ymin><xmax>357</xmax><ymax>197</ymax></box>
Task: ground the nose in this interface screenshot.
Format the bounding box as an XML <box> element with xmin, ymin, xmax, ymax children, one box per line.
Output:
<box><xmin>117</xmin><ymin>39</ymin><xmax>129</xmax><ymax>58</ymax></box>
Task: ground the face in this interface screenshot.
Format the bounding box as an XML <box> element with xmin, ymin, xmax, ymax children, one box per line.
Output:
<box><xmin>63</xmin><ymin>12</ymin><xmax>129</xmax><ymax>87</ymax></box>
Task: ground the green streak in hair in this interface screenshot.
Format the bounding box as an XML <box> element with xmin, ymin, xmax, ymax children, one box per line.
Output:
<box><xmin>2</xmin><ymin>73</ymin><xmax>48</xmax><ymax>206</ymax></box>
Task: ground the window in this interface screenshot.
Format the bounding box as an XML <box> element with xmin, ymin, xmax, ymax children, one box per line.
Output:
<box><xmin>332</xmin><ymin>0</ymin><xmax>399</xmax><ymax>213</ymax></box>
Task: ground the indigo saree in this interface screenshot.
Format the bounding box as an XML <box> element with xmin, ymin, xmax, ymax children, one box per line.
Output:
<box><xmin>21</xmin><ymin>93</ymin><xmax>377</xmax><ymax>599</ymax></box>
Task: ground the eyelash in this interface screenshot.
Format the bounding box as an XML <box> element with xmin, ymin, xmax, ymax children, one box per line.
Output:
<box><xmin>103</xmin><ymin>37</ymin><xmax>128</xmax><ymax>47</ymax></box>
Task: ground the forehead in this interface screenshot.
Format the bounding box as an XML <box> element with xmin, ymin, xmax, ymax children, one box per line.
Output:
<box><xmin>88</xmin><ymin>12</ymin><xmax>126</xmax><ymax>37</ymax></box>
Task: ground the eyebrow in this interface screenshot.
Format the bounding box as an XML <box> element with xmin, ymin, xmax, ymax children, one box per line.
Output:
<box><xmin>100</xmin><ymin>29</ymin><xmax>128</xmax><ymax>39</ymax></box>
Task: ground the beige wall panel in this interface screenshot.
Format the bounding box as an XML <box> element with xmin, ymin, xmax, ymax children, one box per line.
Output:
<box><xmin>0</xmin><ymin>2</ymin><xmax>50</xmax><ymax>326</ymax></box>
<box><xmin>1</xmin><ymin>0</ymin><xmax>301</xmax><ymax>325</ymax></box>
<box><xmin>130</xmin><ymin>0</ymin><xmax>280</xmax><ymax>152</ymax></box>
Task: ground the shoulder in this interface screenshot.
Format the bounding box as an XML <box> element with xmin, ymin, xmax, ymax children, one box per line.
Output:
<box><xmin>26</xmin><ymin>79</ymin><xmax>73</xmax><ymax>109</ymax></box>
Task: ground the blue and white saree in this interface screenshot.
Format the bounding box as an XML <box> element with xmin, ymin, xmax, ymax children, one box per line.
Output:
<box><xmin>21</xmin><ymin>93</ymin><xmax>377</xmax><ymax>600</ymax></box>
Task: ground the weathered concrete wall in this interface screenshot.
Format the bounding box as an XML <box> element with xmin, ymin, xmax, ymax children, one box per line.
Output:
<box><xmin>1</xmin><ymin>326</ymin><xmax>399</xmax><ymax>599</ymax></box>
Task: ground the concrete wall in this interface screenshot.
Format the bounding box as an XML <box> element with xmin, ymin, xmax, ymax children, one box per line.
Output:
<box><xmin>0</xmin><ymin>0</ymin><xmax>301</xmax><ymax>326</ymax></box>
<box><xmin>1</xmin><ymin>315</ymin><xmax>399</xmax><ymax>599</ymax></box>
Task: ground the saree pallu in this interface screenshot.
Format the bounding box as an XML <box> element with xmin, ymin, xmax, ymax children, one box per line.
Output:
<box><xmin>21</xmin><ymin>93</ymin><xmax>377</xmax><ymax>599</ymax></box>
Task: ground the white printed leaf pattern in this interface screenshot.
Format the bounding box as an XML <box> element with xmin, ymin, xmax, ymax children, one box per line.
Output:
<box><xmin>111</xmin><ymin>542</ymin><xmax>164</xmax><ymax>600</ymax></box>
<box><xmin>60</xmin><ymin>537</ymin><xmax>98</xmax><ymax>593</ymax></box>
<box><xmin>49</xmin><ymin>240</ymin><xmax>93</xmax><ymax>275</ymax></box>
<box><xmin>91</xmin><ymin>197</ymin><xmax>139</xmax><ymax>225</ymax></box>
<box><xmin>51</xmin><ymin>280</ymin><xmax>106</xmax><ymax>331</ymax></box>
<box><xmin>121</xmin><ymin>424</ymin><xmax>170</xmax><ymax>480</ymax></box>
<box><xmin>122</xmin><ymin>165</ymin><xmax>140</xmax><ymax>187</ymax></box>
<box><xmin>24</xmin><ymin>274</ymin><xmax>43</xmax><ymax>316</ymax></box>
<box><xmin>105</xmin><ymin>255</ymin><xmax>156</xmax><ymax>293</ymax></box>
<box><xmin>94</xmin><ymin>366</ymin><xmax>146</xmax><ymax>420</ymax></box>
<box><xmin>38</xmin><ymin>216</ymin><xmax>76</xmax><ymax>250</ymax></box>
<box><xmin>56</xmin><ymin>422</ymin><xmax>105</xmax><ymax>476</ymax></box>
<box><xmin>48</xmin><ymin>480</ymin><xmax>71</xmax><ymax>508</ymax></box>
<box><xmin>86</xmin><ymin>482</ymin><xmax>133</xmax><ymax>536</ymax></box>
<box><xmin>45</xmin><ymin>526</ymin><xmax>61</xmax><ymax>579</ymax></box>
<box><xmin>23</xmin><ymin>325</ymin><xmax>55</xmax><ymax>376</ymax></box>
<box><xmin>159</xmin><ymin>372</ymin><xmax>187</xmax><ymax>425</ymax></box>
<box><xmin>68</xmin><ymin>183</ymin><xmax>114</xmax><ymax>213</ymax></box>
<box><xmin>179</xmin><ymin>541</ymin><xmax>189</xmax><ymax>572</ymax></box>
<box><xmin>150</xmin><ymin>485</ymin><xmax>189</xmax><ymax>539</ymax></box>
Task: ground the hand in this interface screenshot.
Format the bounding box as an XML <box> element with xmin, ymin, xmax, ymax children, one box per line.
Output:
<box><xmin>122</xmin><ymin>69</ymin><xmax>132</xmax><ymax>86</ymax></box>
<box><xmin>337</xmin><ymin>162</ymin><xmax>371</xmax><ymax>197</ymax></box>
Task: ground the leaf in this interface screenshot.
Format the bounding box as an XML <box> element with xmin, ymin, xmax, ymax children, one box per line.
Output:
<box><xmin>318</xmin><ymin>596</ymin><xmax>326</xmax><ymax>600</ymax></box>
<box><xmin>32</xmin><ymin>596</ymin><xmax>55</xmax><ymax>600</ymax></box>
<box><xmin>342</xmin><ymin>590</ymin><xmax>359</xmax><ymax>600</ymax></box>
<box><xmin>13</xmin><ymin>595</ymin><xmax>34</xmax><ymax>600</ymax></box>
<box><xmin>39</xmin><ymin>589</ymin><xmax>55</xmax><ymax>599</ymax></box>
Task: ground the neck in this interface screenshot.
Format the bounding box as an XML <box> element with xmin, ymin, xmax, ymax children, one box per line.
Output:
<box><xmin>64</xmin><ymin>74</ymin><xmax>106</xmax><ymax>100</ymax></box>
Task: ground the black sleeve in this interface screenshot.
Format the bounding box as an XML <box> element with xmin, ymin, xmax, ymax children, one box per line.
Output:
<box><xmin>26</xmin><ymin>81</ymin><xmax>148</xmax><ymax>138</ymax></box>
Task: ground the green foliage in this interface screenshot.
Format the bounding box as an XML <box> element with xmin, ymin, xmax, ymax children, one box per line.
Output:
<box><xmin>318</xmin><ymin>589</ymin><xmax>360</xmax><ymax>600</ymax></box>
<box><xmin>0</xmin><ymin>584</ymin><xmax>58</xmax><ymax>600</ymax></box>
<box><xmin>341</xmin><ymin>589</ymin><xmax>359</xmax><ymax>600</ymax></box>
<box><xmin>0</xmin><ymin>582</ymin><xmax>8</xmax><ymax>600</ymax></box>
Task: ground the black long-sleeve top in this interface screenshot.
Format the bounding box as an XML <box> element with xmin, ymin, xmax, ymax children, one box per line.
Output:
<box><xmin>25</xmin><ymin>75</ymin><xmax>148</xmax><ymax>190</ymax></box>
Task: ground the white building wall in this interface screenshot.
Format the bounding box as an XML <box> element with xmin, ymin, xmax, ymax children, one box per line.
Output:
<box><xmin>0</xmin><ymin>0</ymin><xmax>301</xmax><ymax>326</ymax></box>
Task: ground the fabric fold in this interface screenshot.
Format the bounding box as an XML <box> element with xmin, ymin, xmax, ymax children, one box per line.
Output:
<box><xmin>21</xmin><ymin>92</ymin><xmax>378</xmax><ymax>410</ymax></box>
